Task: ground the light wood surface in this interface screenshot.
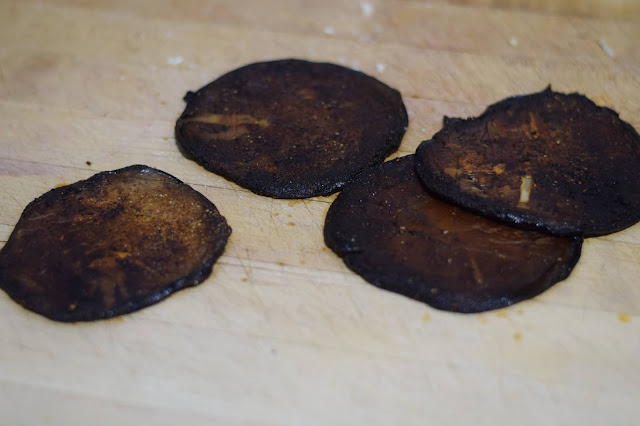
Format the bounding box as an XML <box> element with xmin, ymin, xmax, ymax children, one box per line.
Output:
<box><xmin>1</xmin><ymin>1</ymin><xmax>639</xmax><ymax>425</ymax></box>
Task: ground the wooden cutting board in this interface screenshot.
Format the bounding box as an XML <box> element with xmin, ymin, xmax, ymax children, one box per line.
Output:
<box><xmin>1</xmin><ymin>1</ymin><xmax>639</xmax><ymax>425</ymax></box>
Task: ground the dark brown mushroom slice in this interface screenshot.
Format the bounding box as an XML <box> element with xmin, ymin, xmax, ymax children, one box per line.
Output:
<box><xmin>0</xmin><ymin>165</ymin><xmax>231</xmax><ymax>322</ymax></box>
<box><xmin>415</xmin><ymin>88</ymin><xmax>640</xmax><ymax>236</ymax></box>
<box><xmin>324</xmin><ymin>156</ymin><xmax>582</xmax><ymax>313</ymax></box>
<box><xmin>175</xmin><ymin>59</ymin><xmax>407</xmax><ymax>199</ymax></box>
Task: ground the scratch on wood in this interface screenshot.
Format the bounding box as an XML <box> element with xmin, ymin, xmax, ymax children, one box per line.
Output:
<box><xmin>238</xmin><ymin>248</ymin><xmax>254</xmax><ymax>281</ymax></box>
<box><xmin>302</xmin><ymin>199</ymin><xmax>323</xmax><ymax>233</ymax></box>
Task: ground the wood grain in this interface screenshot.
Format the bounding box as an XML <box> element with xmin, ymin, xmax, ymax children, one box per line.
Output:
<box><xmin>1</xmin><ymin>1</ymin><xmax>639</xmax><ymax>425</ymax></box>
<box><xmin>439</xmin><ymin>0</ymin><xmax>640</xmax><ymax>19</ymax></box>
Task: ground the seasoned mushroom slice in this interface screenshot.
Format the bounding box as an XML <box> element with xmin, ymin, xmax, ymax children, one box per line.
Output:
<box><xmin>415</xmin><ymin>88</ymin><xmax>640</xmax><ymax>236</ymax></box>
<box><xmin>0</xmin><ymin>165</ymin><xmax>231</xmax><ymax>322</ymax></box>
<box><xmin>175</xmin><ymin>59</ymin><xmax>407</xmax><ymax>198</ymax></box>
<box><xmin>324</xmin><ymin>156</ymin><xmax>582</xmax><ymax>313</ymax></box>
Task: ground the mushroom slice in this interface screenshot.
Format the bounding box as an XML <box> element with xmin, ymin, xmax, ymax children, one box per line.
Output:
<box><xmin>324</xmin><ymin>156</ymin><xmax>582</xmax><ymax>313</ymax></box>
<box><xmin>0</xmin><ymin>165</ymin><xmax>231</xmax><ymax>322</ymax></box>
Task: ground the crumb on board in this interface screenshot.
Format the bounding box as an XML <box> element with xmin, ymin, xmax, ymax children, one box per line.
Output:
<box><xmin>509</xmin><ymin>36</ymin><xmax>518</xmax><ymax>47</ymax></box>
<box><xmin>167</xmin><ymin>56</ymin><xmax>184</xmax><ymax>65</ymax></box>
<box><xmin>360</xmin><ymin>1</ymin><xmax>374</xmax><ymax>17</ymax></box>
<box><xmin>598</xmin><ymin>39</ymin><xmax>615</xmax><ymax>58</ymax></box>
<box><xmin>323</xmin><ymin>26</ymin><xmax>335</xmax><ymax>35</ymax></box>
<box><xmin>618</xmin><ymin>312</ymin><xmax>631</xmax><ymax>323</ymax></box>
<box><xmin>376</xmin><ymin>63</ymin><xmax>385</xmax><ymax>73</ymax></box>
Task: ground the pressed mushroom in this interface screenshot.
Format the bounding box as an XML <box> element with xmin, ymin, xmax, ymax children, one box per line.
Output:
<box><xmin>175</xmin><ymin>59</ymin><xmax>407</xmax><ymax>198</ymax></box>
<box><xmin>415</xmin><ymin>88</ymin><xmax>640</xmax><ymax>236</ymax></box>
<box><xmin>0</xmin><ymin>165</ymin><xmax>231</xmax><ymax>322</ymax></box>
<box><xmin>324</xmin><ymin>156</ymin><xmax>582</xmax><ymax>313</ymax></box>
